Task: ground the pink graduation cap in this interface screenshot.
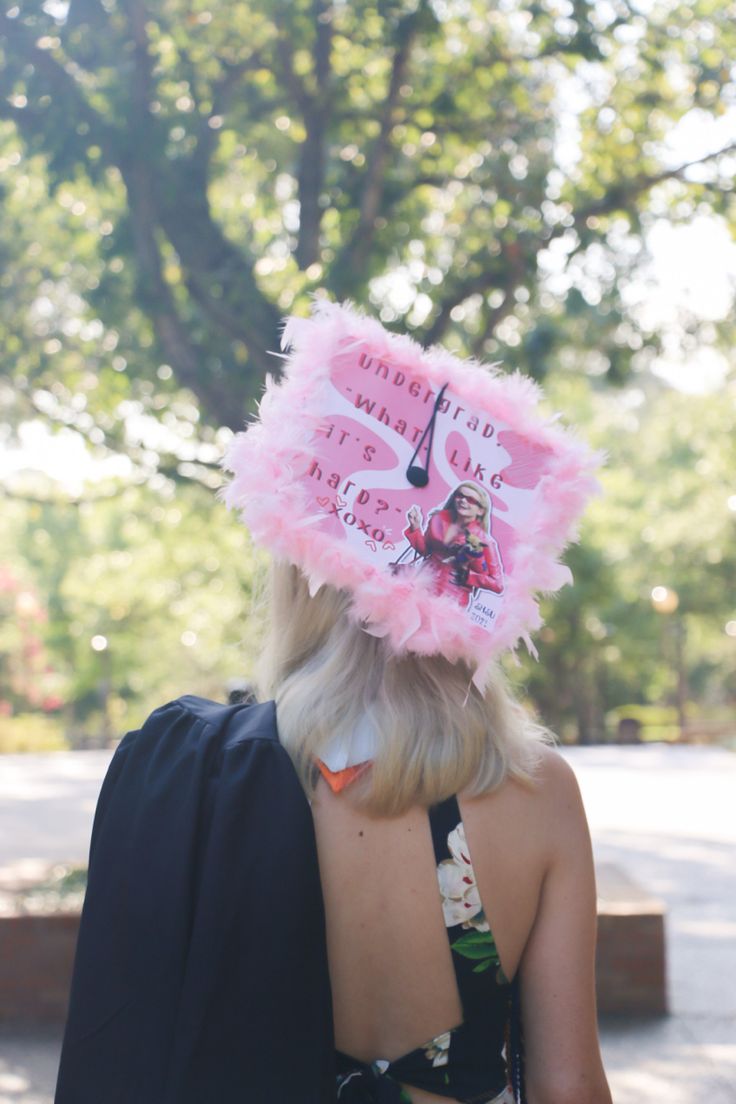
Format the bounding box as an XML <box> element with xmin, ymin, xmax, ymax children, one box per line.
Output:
<box><xmin>223</xmin><ymin>299</ymin><xmax>600</xmax><ymax>682</ymax></box>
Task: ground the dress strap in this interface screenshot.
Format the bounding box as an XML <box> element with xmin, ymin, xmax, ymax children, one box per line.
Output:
<box><xmin>428</xmin><ymin>794</ymin><xmax>463</xmax><ymax>866</ymax></box>
<box><xmin>427</xmin><ymin>794</ymin><xmax>468</xmax><ymax>1001</ymax></box>
<box><xmin>429</xmin><ymin>794</ymin><xmax>509</xmax><ymax>1021</ymax></box>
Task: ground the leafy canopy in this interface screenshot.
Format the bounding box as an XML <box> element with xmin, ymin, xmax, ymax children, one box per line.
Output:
<box><xmin>0</xmin><ymin>0</ymin><xmax>734</xmax><ymax>465</ymax></box>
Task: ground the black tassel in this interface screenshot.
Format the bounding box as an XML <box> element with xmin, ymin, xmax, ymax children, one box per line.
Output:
<box><xmin>405</xmin><ymin>383</ymin><xmax>448</xmax><ymax>486</ymax></box>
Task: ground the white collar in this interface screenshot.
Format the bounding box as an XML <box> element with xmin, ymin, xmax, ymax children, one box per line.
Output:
<box><xmin>319</xmin><ymin>714</ymin><xmax>378</xmax><ymax>772</ymax></box>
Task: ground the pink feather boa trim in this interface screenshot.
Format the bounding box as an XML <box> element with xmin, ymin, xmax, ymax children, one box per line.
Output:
<box><xmin>222</xmin><ymin>299</ymin><xmax>602</xmax><ymax>675</ymax></box>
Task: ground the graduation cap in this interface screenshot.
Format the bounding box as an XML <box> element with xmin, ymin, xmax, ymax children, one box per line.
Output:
<box><xmin>223</xmin><ymin>299</ymin><xmax>600</xmax><ymax>683</ymax></box>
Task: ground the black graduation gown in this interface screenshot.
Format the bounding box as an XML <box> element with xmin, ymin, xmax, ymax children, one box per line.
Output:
<box><xmin>55</xmin><ymin>695</ymin><xmax>336</xmax><ymax>1104</ymax></box>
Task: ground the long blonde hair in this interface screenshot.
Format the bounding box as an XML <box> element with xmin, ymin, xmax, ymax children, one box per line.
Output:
<box><xmin>257</xmin><ymin>561</ymin><xmax>548</xmax><ymax>816</ymax></box>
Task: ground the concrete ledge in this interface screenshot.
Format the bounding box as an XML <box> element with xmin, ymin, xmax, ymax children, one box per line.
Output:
<box><xmin>0</xmin><ymin>912</ymin><xmax>79</xmax><ymax>1025</ymax></box>
<box><xmin>0</xmin><ymin>861</ymin><xmax>84</xmax><ymax>1026</ymax></box>
<box><xmin>595</xmin><ymin>862</ymin><xmax>668</xmax><ymax>1016</ymax></box>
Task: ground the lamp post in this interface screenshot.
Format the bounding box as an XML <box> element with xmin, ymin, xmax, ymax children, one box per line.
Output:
<box><xmin>90</xmin><ymin>634</ymin><xmax>112</xmax><ymax>747</ymax></box>
<box><xmin>650</xmin><ymin>586</ymin><xmax>687</xmax><ymax>742</ymax></box>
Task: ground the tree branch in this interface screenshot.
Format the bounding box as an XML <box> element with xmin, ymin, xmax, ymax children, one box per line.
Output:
<box><xmin>272</xmin><ymin>9</ymin><xmax>335</xmax><ymax>270</ymax></box>
<box><xmin>313</xmin><ymin>0</ymin><xmax>333</xmax><ymax>91</ymax></box>
<box><xmin>422</xmin><ymin>272</ymin><xmax>497</xmax><ymax>348</ymax></box>
<box><xmin>121</xmin><ymin>160</ymin><xmax>244</xmax><ymax>428</ymax></box>
<box><xmin>5</xmin><ymin>396</ymin><xmax>222</xmax><ymax>494</ymax></box>
<box><xmin>294</xmin><ymin>0</ymin><xmax>335</xmax><ymax>269</ymax></box>
<box><xmin>153</xmin><ymin>183</ymin><xmax>282</xmax><ymax>380</ymax></box>
<box><xmin>119</xmin><ymin>0</ymin><xmax>154</xmax><ymax>107</ymax></box>
<box><xmin>116</xmin><ymin>3</ymin><xmax>231</xmax><ymax>409</ymax></box>
<box><xmin>421</xmin><ymin>239</ymin><xmax>527</xmax><ymax>347</ymax></box>
<box><xmin>329</xmin><ymin>5</ymin><xmax>426</xmax><ymax>290</ymax></box>
<box><xmin>1</xmin><ymin>483</ymin><xmax>121</xmax><ymax>505</ymax></box>
<box><xmin>176</xmin><ymin>42</ymin><xmax>205</xmax><ymax>116</ymax></box>
<box><xmin>470</xmin><ymin>289</ymin><xmax>517</xmax><ymax>358</ymax></box>
<box><xmin>113</xmin><ymin>2</ymin><xmax>279</xmax><ymax>398</ymax></box>
<box><xmin>274</xmin><ymin>36</ymin><xmax>313</xmax><ymax>116</ymax></box>
<box><xmin>423</xmin><ymin>141</ymin><xmax>736</xmax><ymax>348</ymax></box>
<box><xmin>572</xmin><ymin>142</ymin><xmax>736</xmax><ymax>227</ymax></box>
<box><xmin>193</xmin><ymin>53</ymin><xmax>268</xmax><ymax>167</ymax></box>
<box><xmin>0</xmin><ymin>11</ymin><xmax>117</xmax><ymax>161</ymax></box>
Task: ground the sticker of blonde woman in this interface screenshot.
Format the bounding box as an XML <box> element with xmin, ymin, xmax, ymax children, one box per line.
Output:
<box><xmin>397</xmin><ymin>481</ymin><xmax>504</xmax><ymax>610</ymax></box>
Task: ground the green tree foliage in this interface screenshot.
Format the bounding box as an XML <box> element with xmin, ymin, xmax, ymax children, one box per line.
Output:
<box><xmin>2</xmin><ymin>370</ymin><xmax>733</xmax><ymax>742</ymax></box>
<box><xmin>0</xmin><ymin>562</ymin><xmax>63</xmax><ymax>714</ymax></box>
<box><xmin>1</xmin><ymin>0</ymin><xmax>734</xmax><ymax>458</ymax></box>
<box><xmin>0</xmin><ymin>475</ymin><xmax>263</xmax><ymax>736</ymax></box>
<box><xmin>510</xmin><ymin>370</ymin><xmax>736</xmax><ymax>741</ymax></box>
<box><xmin>1</xmin><ymin>1</ymin><xmax>735</xmax><ymax>742</ymax></box>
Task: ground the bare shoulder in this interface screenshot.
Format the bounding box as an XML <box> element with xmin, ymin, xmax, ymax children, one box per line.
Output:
<box><xmin>531</xmin><ymin>742</ymin><xmax>580</xmax><ymax>789</ymax></box>
<box><xmin>529</xmin><ymin>744</ymin><xmax>590</xmax><ymax>843</ymax></box>
<box><xmin>474</xmin><ymin>744</ymin><xmax>591</xmax><ymax>872</ymax></box>
<box><xmin>462</xmin><ymin>745</ymin><xmax>589</xmax><ymax>880</ymax></box>
<box><xmin>464</xmin><ymin>744</ymin><xmax>584</xmax><ymax>827</ymax></box>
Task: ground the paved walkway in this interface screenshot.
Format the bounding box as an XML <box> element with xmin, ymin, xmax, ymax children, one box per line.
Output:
<box><xmin>565</xmin><ymin>745</ymin><xmax>736</xmax><ymax>1104</ymax></box>
<box><xmin>1</xmin><ymin>743</ymin><xmax>734</xmax><ymax>1103</ymax></box>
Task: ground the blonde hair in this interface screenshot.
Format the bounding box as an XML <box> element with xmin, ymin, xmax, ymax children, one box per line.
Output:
<box><xmin>257</xmin><ymin>561</ymin><xmax>549</xmax><ymax>816</ymax></box>
<box><xmin>442</xmin><ymin>480</ymin><xmax>492</xmax><ymax>531</ymax></box>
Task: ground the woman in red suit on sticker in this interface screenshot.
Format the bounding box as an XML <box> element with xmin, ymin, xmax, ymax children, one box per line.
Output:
<box><xmin>405</xmin><ymin>481</ymin><xmax>504</xmax><ymax>608</ymax></box>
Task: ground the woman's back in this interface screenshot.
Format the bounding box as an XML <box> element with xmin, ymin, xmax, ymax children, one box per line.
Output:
<box><xmin>219</xmin><ymin>299</ymin><xmax>611</xmax><ymax>1100</ymax></box>
<box><xmin>313</xmin><ymin>746</ymin><xmax>609</xmax><ymax>1104</ymax></box>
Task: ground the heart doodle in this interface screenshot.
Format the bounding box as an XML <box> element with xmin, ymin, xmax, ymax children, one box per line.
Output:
<box><xmin>316</xmin><ymin>496</ymin><xmax>330</xmax><ymax>509</ymax></box>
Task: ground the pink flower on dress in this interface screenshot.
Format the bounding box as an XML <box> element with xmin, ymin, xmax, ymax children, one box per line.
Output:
<box><xmin>436</xmin><ymin>822</ymin><xmax>490</xmax><ymax>932</ymax></box>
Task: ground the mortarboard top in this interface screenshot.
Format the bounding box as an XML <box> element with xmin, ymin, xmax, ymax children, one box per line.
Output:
<box><xmin>223</xmin><ymin>299</ymin><xmax>601</xmax><ymax>685</ymax></box>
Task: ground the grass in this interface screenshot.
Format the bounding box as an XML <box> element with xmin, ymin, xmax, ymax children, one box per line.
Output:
<box><xmin>0</xmin><ymin>713</ymin><xmax>68</xmax><ymax>754</ymax></box>
<box><xmin>5</xmin><ymin>864</ymin><xmax>87</xmax><ymax>916</ymax></box>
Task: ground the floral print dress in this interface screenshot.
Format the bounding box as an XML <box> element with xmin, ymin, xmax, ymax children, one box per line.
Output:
<box><xmin>335</xmin><ymin>795</ymin><xmax>524</xmax><ymax>1104</ymax></box>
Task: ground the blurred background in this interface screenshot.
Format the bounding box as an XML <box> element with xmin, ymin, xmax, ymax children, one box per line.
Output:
<box><xmin>1</xmin><ymin>0</ymin><xmax>735</xmax><ymax>751</ymax></box>
<box><xmin>0</xmin><ymin>1</ymin><xmax>734</xmax><ymax>1101</ymax></box>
